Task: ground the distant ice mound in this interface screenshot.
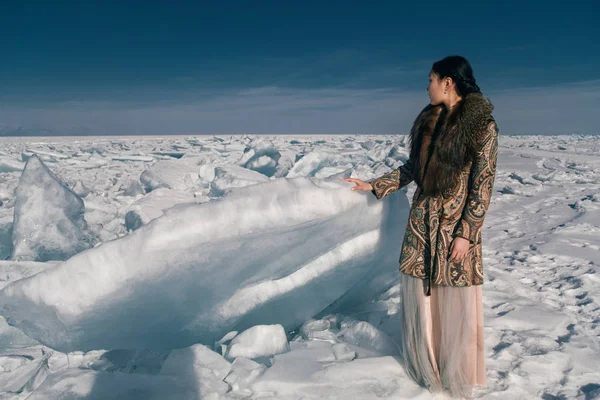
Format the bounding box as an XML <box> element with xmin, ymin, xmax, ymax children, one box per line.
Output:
<box><xmin>209</xmin><ymin>164</ymin><xmax>270</xmax><ymax>197</ymax></box>
<box><xmin>238</xmin><ymin>140</ymin><xmax>282</xmax><ymax>177</ymax></box>
<box><xmin>286</xmin><ymin>150</ymin><xmax>350</xmax><ymax>179</ymax></box>
<box><xmin>124</xmin><ymin>187</ymin><xmax>196</xmax><ymax>231</ymax></box>
<box><xmin>0</xmin><ymin>176</ymin><xmax>408</xmax><ymax>352</ymax></box>
<box><xmin>10</xmin><ymin>155</ymin><xmax>96</xmax><ymax>262</ymax></box>
<box><xmin>0</xmin><ymin>157</ymin><xmax>24</xmax><ymax>173</ymax></box>
<box><xmin>139</xmin><ymin>159</ymin><xmax>200</xmax><ymax>192</ymax></box>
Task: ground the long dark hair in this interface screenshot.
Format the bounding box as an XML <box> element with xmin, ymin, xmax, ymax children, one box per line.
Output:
<box><xmin>431</xmin><ymin>56</ymin><xmax>481</xmax><ymax>97</ymax></box>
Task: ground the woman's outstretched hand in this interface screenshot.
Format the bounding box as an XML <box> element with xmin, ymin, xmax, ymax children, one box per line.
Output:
<box><xmin>340</xmin><ymin>177</ymin><xmax>373</xmax><ymax>192</ymax></box>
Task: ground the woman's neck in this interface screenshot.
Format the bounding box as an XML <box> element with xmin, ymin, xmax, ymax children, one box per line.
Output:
<box><xmin>443</xmin><ymin>93</ymin><xmax>463</xmax><ymax>112</ymax></box>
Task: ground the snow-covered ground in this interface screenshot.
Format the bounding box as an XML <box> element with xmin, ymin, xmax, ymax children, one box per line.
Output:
<box><xmin>0</xmin><ymin>133</ymin><xmax>599</xmax><ymax>399</ymax></box>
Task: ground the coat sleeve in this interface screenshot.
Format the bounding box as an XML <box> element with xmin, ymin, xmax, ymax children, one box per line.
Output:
<box><xmin>454</xmin><ymin>120</ymin><xmax>499</xmax><ymax>243</ymax></box>
<box><xmin>368</xmin><ymin>158</ymin><xmax>415</xmax><ymax>200</ymax></box>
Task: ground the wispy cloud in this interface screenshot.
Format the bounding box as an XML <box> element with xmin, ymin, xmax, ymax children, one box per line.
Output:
<box><xmin>488</xmin><ymin>79</ymin><xmax>600</xmax><ymax>134</ymax></box>
<box><xmin>0</xmin><ymin>86</ymin><xmax>423</xmax><ymax>135</ymax></box>
<box><xmin>1</xmin><ymin>72</ymin><xmax>598</xmax><ymax>135</ymax></box>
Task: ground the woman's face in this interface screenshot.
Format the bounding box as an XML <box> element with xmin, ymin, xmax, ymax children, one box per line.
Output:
<box><xmin>427</xmin><ymin>71</ymin><xmax>445</xmax><ymax>105</ymax></box>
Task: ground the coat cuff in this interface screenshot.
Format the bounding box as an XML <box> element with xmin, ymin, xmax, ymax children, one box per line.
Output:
<box><xmin>368</xmin><ymin>168</ymin><xmax>401</xmax><ymax>200</ymax></box>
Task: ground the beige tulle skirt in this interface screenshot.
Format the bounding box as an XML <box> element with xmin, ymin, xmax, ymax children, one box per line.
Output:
<box><xmin>399</xmin><ymin>273</ymin><xmax>486</xmax><ymax>398</ymax></box>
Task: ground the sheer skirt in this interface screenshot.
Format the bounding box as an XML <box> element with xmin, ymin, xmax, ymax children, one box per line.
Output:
<box><xmin>399</xmin><ymin>273</ymin><xmax>486</xmax><ymax>398</ymax></box>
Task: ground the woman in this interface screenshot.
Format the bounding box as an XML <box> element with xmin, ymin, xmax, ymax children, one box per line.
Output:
<box><xmin>343</xmin><ymin>55</ymin><xmax>498</xmax><ymax>398</ymax></box>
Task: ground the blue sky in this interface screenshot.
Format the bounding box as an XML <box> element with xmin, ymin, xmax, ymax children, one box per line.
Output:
<box><xmin>0</xmin><ymin>1</ymin><xmax>598</xmax><ymax>135</ymax></box>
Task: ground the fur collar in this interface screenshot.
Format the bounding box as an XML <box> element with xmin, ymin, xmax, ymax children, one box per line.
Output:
<box><xmin>408</xmin><ymin>92</ymin><xmax>494</xmax><ymax>197</ymax></box>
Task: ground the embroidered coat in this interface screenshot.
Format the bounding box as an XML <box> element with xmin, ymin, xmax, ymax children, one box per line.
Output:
<box><xmin>369</xmin><ymin>93</ymin><xmax>498</xmax><ymax>292</ymax></box>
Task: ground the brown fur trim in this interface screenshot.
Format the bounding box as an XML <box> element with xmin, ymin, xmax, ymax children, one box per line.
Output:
<box><xmin>408</xmin><ymin>93</ymin><xmax>494</xmax><ymax>196</ymax></box>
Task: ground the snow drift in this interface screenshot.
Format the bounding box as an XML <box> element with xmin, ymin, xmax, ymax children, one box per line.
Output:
<box><xmin>0</xmin><ymin>176</ymin><xmax>409</xmax><ymax>352</ymax></box>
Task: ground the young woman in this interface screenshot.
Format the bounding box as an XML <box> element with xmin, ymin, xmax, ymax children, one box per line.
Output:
<box><xmin>343</xmin><ymin>55</ymin><xmax>498</xmax><ymax>398</ymax></box>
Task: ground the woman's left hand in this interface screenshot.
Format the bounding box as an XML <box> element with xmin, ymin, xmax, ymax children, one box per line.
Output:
<box><xmin>448</xmin><ymin>236</ymin><xmax>470</xmax><ymax>263</ymax></box>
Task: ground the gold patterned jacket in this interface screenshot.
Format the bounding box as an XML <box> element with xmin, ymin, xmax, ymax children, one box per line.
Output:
<box><xmin>369</xmin><ymin>94</ymin><xmax>498</xmax><ymax>290</ymax></box>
